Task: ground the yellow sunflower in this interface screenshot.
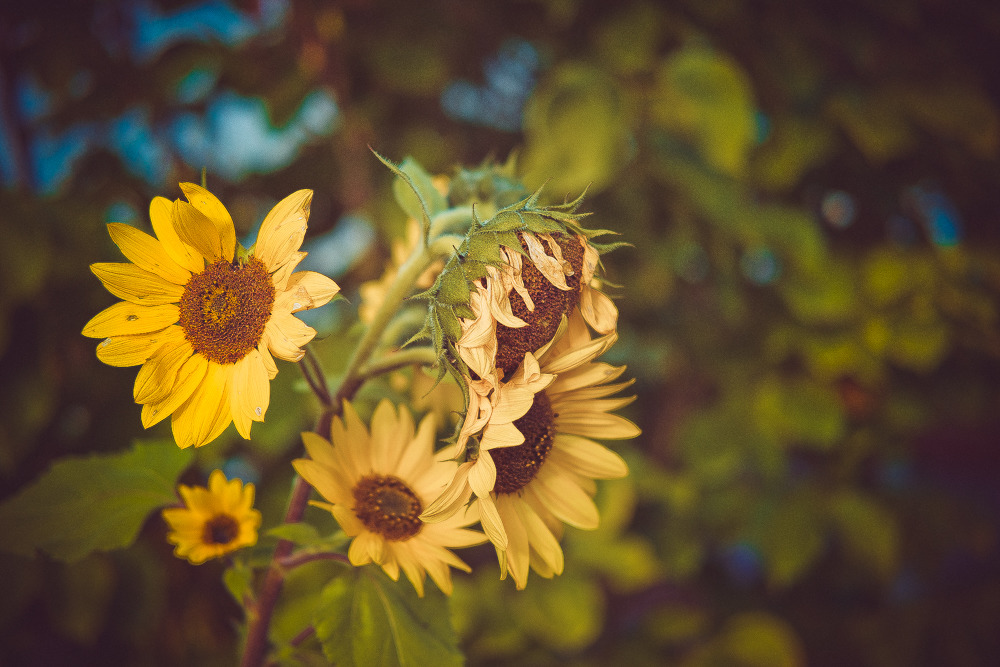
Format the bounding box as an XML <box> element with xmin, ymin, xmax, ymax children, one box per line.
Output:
<box><xmin>292</xmin><ymin>400</ymin><xmax>486</xmax><ymax>596</ymax></box>
<box><xmin>422</xmin><ymin>310</ymin><xmax>638</xmax><ymax>589</ymax></box>
<box><xmin>82</xmin><ymin>183</ymin><xmax>340</xmax><ymax>448</ymax></box>
<box><xmin>161</xmin><ymin>469</ymin><xmax>261</xmax><ymax>565</ymax></box>
<box><xmin>456</xmin><ymin>230</ymin><xmax>618</xmax><ymax>382</ymax></box>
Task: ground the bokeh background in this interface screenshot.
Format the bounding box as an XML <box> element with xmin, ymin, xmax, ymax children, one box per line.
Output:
<box><xmin>2</xmin><ymin>0</ymin><xmax>1000</xmax><ymax>664</ymax></box>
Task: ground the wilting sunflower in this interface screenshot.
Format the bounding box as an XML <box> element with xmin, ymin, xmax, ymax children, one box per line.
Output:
<box><xmin>162</xmin><ymin>469</ymin><xmax>261</xmax><ymax>565</ymax></box>
<box><xmin>422</xmin><ymin>310</ymin><xmax>638</xmax><ymax>589</ymax></box>
<box><xmin>292</xmin><ymin>400</ymin><xmax>486</xmax><ymax>596</ymax></box>
<box><xmin>82</xmin><ymin>183</ymin><xmax>340</xmax><ymax>448</ymax></box>
<box><xmin>456</xmin><ymin>230</ymin><xmax>618</xmax><ymax>383</ymax></box>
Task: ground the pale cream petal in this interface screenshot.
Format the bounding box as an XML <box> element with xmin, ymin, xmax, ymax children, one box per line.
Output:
<box><xmin>230</xmin><ymin>349</ymin><xmax>271</xmax><ymax>439</ymax></box>
<box><xmin>392</xmin><ymin>407</ymin><xmax>424</xmax><ymax>480</ymax></box>
<box><xmin>173</xmin><ymin>199</ymin><xmax>227</xmax><ymax>263</ymax></box>
<box><xmin>299</xmin><ymin>432</ymin><xmax>339</xmax><ymax>470</ymax></box>
<box><xmin>548</xmin><ymin>362</ymin><xmax>626</xmax><ymax>396</ymax></box>
<box><xmin>488</xmin><ymin>385</ymin><xmax>539</xmax><ymax>424</ymax></box>
<box><xmin>270</xmin><ymin>251</ymin><xmax>307</xmax><ymax>292</ymax></box>
<box><xmin>255</xmin><ymin>190</ymin><xmax>312</xmax><ymax>272</ymax></box>
<box><xmin>83</xmin><ymin>302</ymin><xmax>180</xmax><ymax>338</ymax></box>
<box><xmin>179</xmin><ymin>182</ymin><xmax>236</xmax><ymax>261</ymax></box>
<box><xmin>478</xmin><ymin>495</ymin><xmax>508</xmax><ymax>550</ymax></box>
<box><xmin>480</xmin><ymin>421</ymin><xmax>525</xmax><ymax>450</ymax></box>
<box><xmin>522</xmin><ymin>232</ymin><xmax>570</xmax><ymax>290</ymax></box>
<box><xmin>580</xmin><ymin>286</ymin><xmax>618</xmax><ymax>335</ymax></box>
<box><xmin>543</xmin><ymin>332</ymin><xmax>618</xmax><ymax>375</ymax></box>
<box><xmin>107</xmin><ymin>223</ymin><xmax>191</xmax><ymax>284</ymax></box>
<box><xmin>134</xmin><ymin>336</ymin><xmax>194</xmax><ymax>404</ymax></box>
<box><xmin>396</xmin><ymin>545</ymin><xmax>426</xmax><ymax>597</ymax></box>
<box><xmin>280</xmin><ymin>271</ymin><xmax>341</xmax><ymax>313</ymax></box>
<box><xmin>170</xmin><ymin>363</ymin><xmax>233</xmax><ymax>448</ymax></box>
<box><xmin>420</xmin><ymin>462</ymin><xmax>473</xmax><ymax>523</ymax></box>
<box><xmin>496</xmin><ymin>496</ymin><xmax>530</xmax><ymax>589</ymax></box>
<box><xmin>293</xmin><ymin>459</ymin><xmax>348</xmax><ymax>507</ymax></box>
<box><xmin>556</xmin><ymin>412</ymin><xmax>642</xmax><ymax>440</ymax></box>
<box><xmin>468</xmin><ymin>453</ymin><xmax>497</xmax><ymax>499</ymax></box>
<box><xmin>531</xmin><ymin>469</ymin><xmax>600</xmax><ymax>529</ymax></box>
<box><xmin>550</xmin><ymin>434</ymin><xmax>629</xmax><ymax>479</ymax></box>
<box><xmin>347</xmin><ymin>532</ymin><xmax>375</xmax><ymax>566</ymax></box>
<box><xmin>263</xmin><ymin>313</ymin><xmax>315</xmax><ymax>362</ymax></box>
<box><xmin>140</xmin><ymin>353</ymin><xmax>209</xmax><ymax>428</ymax></box>
<box><xmin>96</xmin><ymin>330</ymin><xmax>172</xmax><ymax>367</ymax></box>
<box><xmin>150</xmin><ymin>196</ymin><xmax>203</xmax><ymax>272</ymax></box>
<box><xmin>551</xmin><ymin>395</ymin><xmax>636</xmax><ymax>415</ymax></box>
<box><xmin>369</xmin><ymin>399</ymin><xmax>398</xmax><ymax>473</ymax></box>
<box><xmin>516</xmin><ymin>499</ymin><xmax>564</xmax><ymax>575</ymax></box>
<box><xmin>331</xmin><ymin>504</ymin><xmax>365</xmax><ymax>536</ymax></box>
<box><xmin>90</xmin><ymin>263</ymin><xmax>185</xmax><ymax>305</ymax></box>
<box><xmin>551</xmin><ymin>378</ymin><xmax>634</xmax><ymax>402</ymax></box>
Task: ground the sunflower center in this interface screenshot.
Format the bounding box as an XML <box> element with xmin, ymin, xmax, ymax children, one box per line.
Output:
<box><xmin>352</xmin><ymin>474</ymin><xmax>423</xmax><ymax>541</ymax></box>
<box><xmin>179</xmin><ymin>257</ymin><xmax>275</xmax><ymax>365</ymax></box>
<box><xmin>495</xmin><ymin>233</ymin><xmax>585</xmax><ymax>377</ymax></box>
<box><xmin>203</xmin><ymin>514</ymin><xmax>240</xmax><ymax>546</ymax></box>
<box><xmin>492</xmin><ymin>392</ymin><xmax>556</xmax><ymax>495</ymax></box>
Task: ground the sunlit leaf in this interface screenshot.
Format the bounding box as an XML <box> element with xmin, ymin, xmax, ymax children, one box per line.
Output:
<box><xmin>0</xmin><ymin>440</ymin><xmax>192</xmax><ymax>562</ymax></box>
<box><xmin>827</xmin><ymin>491</ymin><xmax>899</xmax><ymax>579</ymax></box>
<box><xmin>720</xmin><ymin>612</ymin><xmax>806</xmax><ymax>667</ymax></box>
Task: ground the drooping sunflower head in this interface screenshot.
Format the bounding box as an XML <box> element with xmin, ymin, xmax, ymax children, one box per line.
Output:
<box><xmin>292</xmin><ymin>400</ymin><xmax>486</xmax><ymax>596</ymax></box>
<box><xmin>161</xmin><ymin>469</ymin><xmax>262</xmax><ymax>565</ymax></box>
<box><xmin>82</xmin><ymin>183</ymin><xmax>340</xmax><ymax>448</ymax></box>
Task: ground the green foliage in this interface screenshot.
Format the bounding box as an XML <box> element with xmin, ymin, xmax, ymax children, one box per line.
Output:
<box><xmin>313</xmin><ymin>566</ymin><xmax>462</xmax><ymax>667</ymax></box>
<box><xmin>0</xmin><ymin>440</ymin><xmax>192</xmax><ymax>562</ymax></box>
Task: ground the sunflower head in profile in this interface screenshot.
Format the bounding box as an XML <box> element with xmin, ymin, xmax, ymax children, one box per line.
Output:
<box><xmin>293</xmin><ymin>399</ymin><xmax>486</xmax><ymax>596</ymax></box>
<box><xmin>82</xmin><ymin>183</ymin><xmax>340</xmax><ymax>448</ymax></box>
<box><xmin>161</xmin><ymin>469</ymin><xmax>261</xmax><ymax>565</ymax></box>
<box><xmin>423</xmin><ymin>310</ymin><xmax>638</xmax><ymax>589</ymax></box>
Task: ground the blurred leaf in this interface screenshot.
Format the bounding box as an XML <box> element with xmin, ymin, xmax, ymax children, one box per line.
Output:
<box><xmin>594</xmin><ymin>2</ymin><xmax>666</xmax><ymax>74</ymax></box>
<box><xmin>780</xmin><ymin>260</ymin><xmax>857</xmax><ymax>325</ymax></box>
<box><xmin>751</xmin><ymin>115</ymin><xmax>836</xmax><ymax>192</ymax></box>
<box><xmin>897</xmin><ymin>82</ymin><xmax>999</xmax><ymax>158</ymax></box>
<box><xmin>887</xmin><ymin>320</ymin><xmax>949</xmax><ymax>372</ymax></box>
<box><xmin>827</xmin><ymin>491</ymin><xmax>899</xmax><ymax>579</ymax></box>
<box><xmin>645</xmin><ymin>604</ymin><xmax>709</xmax><ymax>646</ymax></box>
<box><xmin>314</xmin><ymin>566</ymin><xmax>461</xmax><ymax>667</ymax></box>
<box><xmin>513</xmin><ymin>572</ymin><xmax>604</xmax><ymax>651</ymax></box>
<box><xmin>753</xmin><ymin>377</ymin><xmax>845</xmax><ymax>450</ymax></box>
<box><xmin>653</xmin><ymin>44</ymin><xmax>756</xmax><ymax>176</ymax></box>
<box><xmin>267</xmin><ymin>522</ymin><xmax>322</xmax><ymax>545</ymax></box>
<box><xmin>720</xmin><ymin>612</ymin><xmax>806</xmax><ymax>667</ymax></box>
<box><xmin>756</xmin><ymin>496</ymin><xmax>825</xmax><ymax>587</ymax></box>
<box><xmin>224</xmin><ymin>559</ymin><xmax>255</xmax><ymax>608</ymax></box>
<box><xmin>0</xmin><ymin>440</ymin><xmax>192</xmax><ymax>562</ymax></box>
<box><xmin>826</xmin><ymin>90</ymin><xmax>915</xmax><ymax>164</ymax></box>
<box><xmin>392</xmin><ymin>156</ymin><xmax>449</xmax><ymax>223</ymax></box>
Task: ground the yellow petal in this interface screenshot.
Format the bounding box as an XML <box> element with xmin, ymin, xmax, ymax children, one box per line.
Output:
<box><xmin>515</xmin><ymin>499</ymin><xmax>563</xmax><ymax>575</ymax></box>
<box><xmin>82</xmin><ymin>302</ymin><xmax>179</xmax><ymax>338</ymax></box>
<box><xmin>420</xmin><ymin>462</ymin><xmax>473</xmax><ymax>523</ymax></box>
<box><xmin>478</xmin><ymin>496</ymin><xmax>508</xmax><ymax>551</ymax></box>
<box><xmin>134</xmin><ymin>336</ymin><xmax>194</xmax><ymax>404</ymax></box>
<box><xmin>140</xmin><ymin>353</ymin><xmax>209</xmax><ymax>428</ymax></box>
<box><xmin>556</xmin><ymin>412</ymin><xmax>642</xmax><ymax>440</ymax></box>
<box><xmin>179</xmin><ymin>183</ymin><xmax>236</xmax><ymax>261</ymax></box>
<box><xmin>90</xmin><ymin>263</ymin><xmax>185</xmax><ymax>305</ymax></box>
<box><xmin>293</xmin><ymin>459</ymin><xmax>346</xmax><ymax>506</ymax></box>
<box><xmin>550</xmin><ymin>434</ymin><xmax>629</xmax><ymax>479</ymax></box>
<box><xmin>496</xmin><ymin>496</ymin><xmax>529</xmax><ymax>589</ymax></box>
<box><xmin>106</xmin><ymin>223</ymin><xmax>191</xmax><ymax>285</ymax></box>
<box><xmin>531</xmin><ymin>469</ymin><xmax>599</xmax><ymax>529</ymax></box>
<box><xmin>270</xmin><ymin>251</ymin><xmax>307</xmax><ymax>291</ymax></box>
<box><xmin>173</xmin><ymin>199</ymin><xmax>228</xmax><ymax>263</ymax></box>
<box><xmin>468</xmin><ymin>453</ymin><xmax>497</xmax><ymax>500</ymax></box>
<box><xmin>150</xmin><ymin>196</ymin><xmax>203</xmax><ymax>272</ymax></box>
<box><xmin>230</xmin><ymin>349</ymin><xmax>270</xmax><ymax>439</ymax></box>
<box><xmin>522</xmin><ymin>232</ymin><xmax>570</xmax><ymax>290</ymax></box>
<box><xmin>254</xmin><ymin>190</ymin><xmax>312</xmax><ymax>271</ymax></box>
<box><xmin>257</xmin><ymin>341</ymin><xmax>278</xmax><ymax>379</ymax></box>
<box><xmin>580</xmin><ymin>286</ymin><xmax>618</xmax><ymax>335</ymax></box>
<box><xmin>280</xmin><ymin>271</ymin><xmax>340</xmax><ymax>313</ymax></box>
<box><xmin>263</xmin><ymin>312</ymin><xmax>315</xmax><ymax>362</ymax></box>
<box><xmin>170</xmin><ymin>363</ymin><xmax>232</xmax><ymax>448</ymax></box>
<box><xmin>96</xmin><ymin>330</ymin><xmax>173</xmax><ymax>367</ymax></box>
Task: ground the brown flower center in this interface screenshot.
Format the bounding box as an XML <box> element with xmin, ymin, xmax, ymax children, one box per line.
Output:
<box><xmin>495</xmin><ymin>233</ymin><xmax>585</xmax><ymax>377</ymax></box>
<box><xmin>492</xmin><ymin>392</ymin><xmax>556</xmax><ymax>495</ymax></box>
<box><xmin>203</xmin><ymin>514</ymin><xmax>240</xmax><ymax>546</ymax></box>
<box><xmin>352</xmin><ymin>474</ymin><xmax>423</xmax><ymax>541</ymax></box>
<box><xmin>179</xmin><ymin>257</ymin><xmax>275</xmax><ymax>365</ymax></box>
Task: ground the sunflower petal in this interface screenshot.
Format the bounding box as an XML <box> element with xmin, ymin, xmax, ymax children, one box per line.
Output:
<box><xmin>179</xmin><ymin>182</ymin><xmax>236</xmax><ymax>261</ymax></box>
<box><xmin>550</xmin><ymin>434</ymin><xmax>629</xmax><ymax>479</ymax></box>
<box><xmin>96</xmin><ymin>329</ymin><xmax>174</xmax><ymax>367</ymax></box>
<box><xmin>107</xmin><ymin>223</ymin><xmax>191</xmax><ymax>285</ymax></box>
<box><xmin>263</xmin><ymin>312</ymin><xmax>315</xmax><ymax>362</ymax></box>
<box><xmin>140</xmin><ymin>353</ymin><xmax>209</xmax><ymax>428</ymax></box>
<box><xmin>174</xmin><ymin>199</ymin><xmax>228</xmax><ymax>263</ymax></box>
<box><xmin>170</xmin><ymin>363</ymin><xmax>233</xmax><ymax>448</ymax></box>
<box><xmin>531</xmin><ymin>469</ymin><xmax>600</xmax><ymax>529</ymax></box>
<box><xmin>280</xmin><ymin>271</ymin><xmax>341</xmax><ymax>313</ymax></box>
<box><xmin>556</xmin><ymin>412</ymin><xmax>642</xmax><ymax>440</ymax></box>
<box><xmin>580</xmin><ymin>285</ymin><xmax>618</xmax><ymax>335</ymax></box>
<box><xmin>134</xmin><ymin>336</ymin><xmax>194</xmax><ymax>404</ymax></box>
<box><xmin>255</xmin><ymin>190</ymin><xmax>312</xmax><ymax>272</ymax></box>
<box><xmin>90</xmin><ymin>263</ymin><xmax>185</xmax><ymax>305</ymax></box>
<box><xmin>150</xmin><ymin>196</ymin><xmax>203</xmax><ymax>272</ymax></box>
<box><xmin>83</xmin><ymin>302</ymin><xmax>179</xmax><ymax>338</ymax></box>
<box><xmin>420</xmin><ymin>462</ymin><xmax>473</xmax><ymax>522</ymax></box>
<box><xmin>230</xmin><ymin>349</ymin><xmax>270</xmax><ymax>439</ymax></box>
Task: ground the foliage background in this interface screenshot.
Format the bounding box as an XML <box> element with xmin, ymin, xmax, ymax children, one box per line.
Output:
<box><xmin>2</xmin><ymin>0</ymin><xmax>1000</xmax><ymax>664</ymax></box>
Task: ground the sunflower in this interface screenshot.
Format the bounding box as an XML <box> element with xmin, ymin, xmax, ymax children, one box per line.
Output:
<box><xmin>161</xmin><ymin>469</ymin><xmax>261</xmax><ymax>565</ymax></box>
<box><xmin>422</xmin><ymin>310</ymin><xmax>638</xmax><ymax>589</ymax></box>
<box><xmin>82</xmin><ymin>183</ymin><xmax>340</xmax><ymax>448</ymax></box>
<box><xmin>292</xmin><ymin>400</ymin><xmax>486</xmax><ymax>596</ymax></box>
<box><xmin>456</xmin><ymin>230</ymin><xmax>618</xmax><ymax>383</ymax></box>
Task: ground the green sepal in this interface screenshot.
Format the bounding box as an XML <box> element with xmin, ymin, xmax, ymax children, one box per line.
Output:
<box><xmin>371</xmin><ymin>149</ymin><xmax>439</xmax><ymax>244</ymax></box>
<box><xmin>0</xmin><ymin>440</ymin><xmax>193</xmax><ymax>562</ymax></box>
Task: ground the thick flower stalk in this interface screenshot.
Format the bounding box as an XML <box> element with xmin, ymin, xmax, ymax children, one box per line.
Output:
<box><xmin>82</xmin><ymin>183</ymin><xmax>340</xmax><ymax>448</ymax></box>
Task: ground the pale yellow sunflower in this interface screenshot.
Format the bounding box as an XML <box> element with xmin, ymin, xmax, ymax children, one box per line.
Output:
<box><xmin>422</xmin><ymin>310</ymin><xmax>638</xmax><ymax>589</ymax></box>
<box><xmin>82</xmin><ymin>183</ymin><xmax>340</xmax><ymax>448</ymax></box>
<box><xmin>457</xmin><ymin>230</ymin><xmax>618</xmax><ymax>383</ymax></box>
<box><xmin>292</xmin><ymin>399</ymin><xmax>486</xmax><ymax>596</ymax></box>
<box><xmin>161</xmin><ymin>469</ymin><xmax>261</xmax><ymax>565</ymax></box>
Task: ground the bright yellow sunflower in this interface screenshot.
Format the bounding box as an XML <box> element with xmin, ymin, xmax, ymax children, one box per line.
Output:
<box><xmin>82</xmin><ymin>183</ymin><xmax>340</xmax><ymax>448</ymax></box>
<box><xmin>422</xmin><ymin>310</ymin><xmax>638</xmax><ymax>589</ymax></box>
<box><xmin>292</xmin><ymin>399</ymin><xmax>486</xmax><ymax>596</ymax></box>
<box><xmin>161</xmin><ymin>469</ymin><xmax>261</xmax><ymax>565</ymax></box>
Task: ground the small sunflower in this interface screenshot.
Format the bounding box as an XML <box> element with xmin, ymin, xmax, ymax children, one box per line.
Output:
<box><xmin>423</xmin><ymin>310</ymin><xmax>638</xmax><ymax>589</ymax></box>
<box><xmin>456</xmin><ymin>230</ymin><xmax>618</xmax><ymax>383</ymax></box>
<box><xmin>292</xmin><ymin>400</ymin><xmax>486</xmax><ymax>596</ymax></box>
<box><xmin>162</xmin><ymin>469</ymin><xmax>261</xmax><ymax>565</ymax></box>
<box><xmin>82</xmin><ymin>183</ymin><xmax>340</xmax><ymax>448</ymax></box>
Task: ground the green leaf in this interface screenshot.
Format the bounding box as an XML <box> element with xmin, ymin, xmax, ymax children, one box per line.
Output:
<box><xmin>392</xmin><ymin>157</ymin><xmax>448</xmax><ymax>222</ymax></box>
<box><xmin>371</xmin><ymin>150</ymin><xmax>437</xmax><ymax>241</ymax></box>
<box><xmin>0</xmin><ymin>440</ymin><xmax>193</xmax><ymax>562</ymax></box>
<box><xmin>827</xmin><ymin>491</ymin><xmax>899</xmax><ymax>579</ymax></box>
<box><xmin>224</xmin><ymin>559</ymin><xmax>255</xmax><ymax>607</ymax></box>
<box><xmin>752</xmin><ymin>377</ymin><xmax>845</xmax><ymax>450</ymax></box>
<box><xmin>719</xmin><ymin>612</ymin><xmax>805</xmax><ymax>667</ymax></box>
<box><xmin>313</xmin><ymin>566</ymin><xmax>462</xmax><ymax>667</ymax></box>
<box><xmin>267</xmin><ymin>522</ymin><xmax>322</xmax><ymax>546</ymax></box>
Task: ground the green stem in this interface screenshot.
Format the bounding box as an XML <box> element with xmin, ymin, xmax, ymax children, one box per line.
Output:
<box><xmin>358</xmin><ymin>346</ymin><xmax>438</xmax><ymax>381</ymax></box>
<box><xmin>240</xmin><ymin>232</ymin><xmax>462</xmax><ymax>667</ymax></box>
